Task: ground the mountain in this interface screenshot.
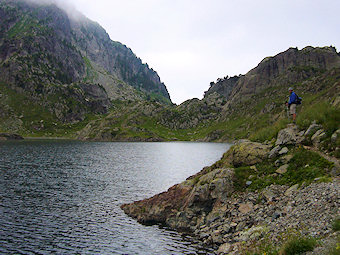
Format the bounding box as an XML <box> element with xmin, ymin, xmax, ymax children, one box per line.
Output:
<box><xmin>57</xmin><ymin>46</ymin><xmax>339</xmax><ymax>144</ymax></box>
<box><xmin>0</xmin><ymin>1</ymin><xmax>339</xmax><ymax>144</ymax></box>
<box><xmin>205</xmin><ymin>46</ymin><xmax>340</xmax><ymax>105</ymax></box>
<box><xmin>0</xmin><ymin>0</ymin><xmax>170</xmax><ymax>133</ymax></box>
<box><xmin>120</xmin><ymin>47</ymin><xmax>340</xmax><ymax>254</ymax></box>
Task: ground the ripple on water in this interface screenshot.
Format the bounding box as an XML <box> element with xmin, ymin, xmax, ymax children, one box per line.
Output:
<box><xmin>0</xmin><ymin>141</ymin><xmax>230</xmax><ymax>254</ymax></box>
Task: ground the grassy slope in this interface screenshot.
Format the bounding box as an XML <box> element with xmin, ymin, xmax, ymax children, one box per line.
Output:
<box><xmin>0</xmin><ymin>83</ymin><xmax>102</xmax><ymax>137</ymax></box>
<box><xmin>1</xmin><ymin>63</ymin><xmax>339</xmax><ymax>144</ymax></box>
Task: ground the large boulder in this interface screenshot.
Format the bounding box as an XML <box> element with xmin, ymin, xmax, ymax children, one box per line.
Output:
<box><xmin>304</xmin><ymin>123</ymin><xmax>323</xmax><ymax>137</ymax></box>
<box><xmin>311</xmin><ymin>129</ymin><xmax>327</xmax><ymax>146</ymax></box>
<box><xmin>275</xmin><ymin>124</ymin><xmax>299</xmax><ymax>146</ymax></box>
<box><xmin>331</xmin><ymin>129</ymin><xmax>340</xmax><ymax>144</ymax></box>
<box><xmin>225</xmin><ymin>141</ymin><xmax>270</xmax><ymax>167</ymax></box>
<box><xmin>121</xmin><ymin>166</ymin><xmax>235</xmax><ymax>231</ymax></box>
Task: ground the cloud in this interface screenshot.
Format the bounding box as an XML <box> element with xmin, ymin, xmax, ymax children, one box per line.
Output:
<box><xmin>19</xmin><ymin>0</ymin><xmax>340</xmax><ymax>104</ymax></box>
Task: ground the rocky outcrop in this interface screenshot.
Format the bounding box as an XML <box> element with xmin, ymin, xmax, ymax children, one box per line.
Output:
<box><xmin>204</xmin><ymin>75</ymin><xmax>240</xmax><ymax>100</ymax></box>
<box><xmin>311</xmin><ymin>129</ymin><xmax>327</xmax><ymax>146</ymax></box>
<box><xmin>304</xmin><ymin>123</ymin><xmax>323</xmax><ymax>137</ymax></box>
<box><xmin>275</xmin><ymin>124</ymin><xmax>301</xmax><ymax>146</ymax></box>
<box><xmin>122</xmin><ymin>125</ymin><xmax>340</xmax><ymax>253</ymax></box>
<box><xmin>0</xmin><ymin>133</ymin><xmax>24</xmax><ymax>140</ymax></box>
<box><xmin>206</xmin><ymin>47</ymin><xmax>340</xmax><ymax>106</ymax></box>
<box><xmin>122</xmin><ymin>166</ymin><xmax>235</xmax><ymax>231</ymax></box>
<box><xmin>223</xmin><ymin>141</ymin><xmax>270</xmax><ymax>167</ymax></box>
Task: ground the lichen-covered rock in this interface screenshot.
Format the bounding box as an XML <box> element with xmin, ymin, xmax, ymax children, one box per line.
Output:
<box><xmin>121</xmin><ymin>131</ymin><xmax>340</xmax><ymax>253</ymax></box>
<box><xmin>304</xmin><ymin>123</ymin><xmax>323</xmax><ymax>137</ymax></box>
<box><xmin>276</xmin><ymin>164</ymin><xmax>289</xmax><ymax>174</ymax></box>
<box><xmin>311</xmin><ymin>129</ymin><xmax>327</xmax><ymax>146</ymax></box>
<box><xmin>121</xmin><ymin>166</ymin><xmax>235</xmax><ymax>231</ymax></box>
<box><xmin>278</xmin><ymin>147</ymin><xmax>289</xmax><ymax>155</ymax></box>
<box><xmin>224</xmin><ymin>141</ymin><xmax>270</xmax><ymax>167</ymax></box>
<box><xmin>275</xmin><ymin>124</ymin><xmax>299</xmax><ymax>146</ymax></box>
<box><xmin>331</xmin><ymin>129</ymin><xmax>340</xmax><ymax>144</ymax></box>
<box><xmin>268</xmin><ymin>145</ymin><xmax>281</xmax><ymax>158</ymax></box>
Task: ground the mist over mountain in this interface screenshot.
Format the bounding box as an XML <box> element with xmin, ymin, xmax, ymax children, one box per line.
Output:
<box><xmin>0</xmin><ymin>0</ymin><xmax>170</xmax><ymax>123</ymax></box>
<box><xmin>0</xmin><ymin>1</ymin><xmax>339</xmax><ymax>144</ymax></box>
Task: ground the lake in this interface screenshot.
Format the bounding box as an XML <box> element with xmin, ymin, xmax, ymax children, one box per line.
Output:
<box><xmin>0</xmin><ymin>140</ymin><xmax>231</xmax><ymax>254</ymax></box>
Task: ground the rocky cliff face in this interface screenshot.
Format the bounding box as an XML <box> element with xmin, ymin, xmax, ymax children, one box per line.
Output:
<box><xmin>0</xmin><ymin>0</ymin><xmax>170</xmax><ymax>126</ymax></box>
<box><xmin>205</xmin><ymin>46</ymin><xmax>340</xmax><ymax>105</ymax></box>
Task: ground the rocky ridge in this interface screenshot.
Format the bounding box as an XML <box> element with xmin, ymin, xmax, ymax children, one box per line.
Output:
<box><xmin>0</xmin><ymin>0</ymin><xmax>170</xmax><ymax>132</ymax></box>
<box><xmin>205</xmin><ymin>46</ymin><xmax>340</xmax><ymax>106</ymax></box>
<box><xmin>122</xmin><ymin>123</ymin><xmax>340</xmax><ymax>254</ymax></box>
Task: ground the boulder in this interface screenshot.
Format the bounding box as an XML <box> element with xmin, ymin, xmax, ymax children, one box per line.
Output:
<box><xmin>276</xmin><ymin>164</ymin><xmax>289</xmax><ymax>174</ymax></box>
<box><xmin>331</xmin><ymin>129</ymin><xmax>340</xmax><ymax>144</ymax></box>
<box><xmin>262</xmin><ymin>189</ymin><xmax>276</xmax><ymax>202</ymax></box>
<box><xmin>311</xmin><ymin>129</ymin><xmax>327</xmax><ymax>146</ymax></box>
<box><xmin>217</xmin><ymin>243</ymin><xmax>232</xmax><ymax>254</ymax></box>
<box><xmin>225</xmin><ymin>141</ymin><xmax>270</xmax><ymax>167</ymax></box>
<box><xmin>268</xmin><ymin>145</ymin><xmax>281</xmax><ymax>158</ymax></box>
<box><xmin>304</xmin><ymin>123</ymin><xmax>322</xmax><ymax>137</ymax></box>
<box><xmin>238</xmin><ymin>202</ymin><xmax>253</xmax><ymax>214</ymax></box>
<box><xmin>278</xmin><ymin>147</ymin><xmax>289</xmax><ymax>155</ymax></box>
<box><xmin>281</xmin><ymin>154</ymin><xmax>293</xmax><ymax>163</ymax></box>
<box><xmin>275</xmin><ymin>124</ymin><xmax>299</xmax><ymax>146</ymax></box>
<box><xmin>284</xmin><ymin>184</ymin><xmax>299</xmax><ymax>196</ymax></box>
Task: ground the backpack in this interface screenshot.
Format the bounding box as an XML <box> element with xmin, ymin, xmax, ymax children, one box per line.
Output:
<box><xmin>295</xmin><ymin>95</ymin><xmax>302</xmax><ymax>105</ymax></box>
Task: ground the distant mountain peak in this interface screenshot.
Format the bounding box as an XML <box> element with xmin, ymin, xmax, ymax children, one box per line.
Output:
<box><xmin>205</xmin><ymin>46</ymin><xmax>340</xmax><ymax>103</ymax></box>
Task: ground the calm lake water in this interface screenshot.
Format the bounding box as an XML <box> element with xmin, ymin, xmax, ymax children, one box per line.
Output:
<box><xmin>0</xmin><ymin>140</ymin><xmax>230</xmax><ymax>254</ymax></box>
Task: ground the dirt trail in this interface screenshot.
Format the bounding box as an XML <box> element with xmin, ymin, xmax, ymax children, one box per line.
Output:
<box><xmin>303</xmin><ymin>145</ymin><xmax>340</xmax><ymax>172</ymax></box>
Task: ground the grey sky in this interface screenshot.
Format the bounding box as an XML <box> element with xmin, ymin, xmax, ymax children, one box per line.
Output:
<box><xmin>58</xmin><ymin>0</ymin><xmax>339</xmax><ymax>104</ymax></box>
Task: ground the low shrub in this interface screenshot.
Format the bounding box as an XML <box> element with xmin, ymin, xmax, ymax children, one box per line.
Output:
<box><xmin>332</xmin><ymin>217</ymin><xmax>340</xmax><ymax>232</ymax></box>
<box><xmin>280</xmin><ymin>236</ymin><xmax>317</xmax><ymax>255</ymax></box>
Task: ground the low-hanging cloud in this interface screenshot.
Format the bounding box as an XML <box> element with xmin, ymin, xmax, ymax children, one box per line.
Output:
<box><xmin>22</xmin><ymin>0</ymin><xmax>83</xmax><ymax>21</ymax></box>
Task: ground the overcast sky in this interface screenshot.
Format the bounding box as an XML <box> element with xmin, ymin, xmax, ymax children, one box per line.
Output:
<box><xmin>59</xmin><ymin>0</ymin><xmax>339</xmax><ymax>104</ymax></box>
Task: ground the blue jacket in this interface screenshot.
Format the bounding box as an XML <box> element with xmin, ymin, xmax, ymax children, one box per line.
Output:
<box><xmin>288</xmin><ymin>92</ymin><xmax>297</xmax><ymax>105</ymax></box>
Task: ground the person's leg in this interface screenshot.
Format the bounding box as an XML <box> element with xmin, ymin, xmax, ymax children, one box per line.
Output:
<box><xmin>290</xmin><ymin>104</ymin><xmax>296</xmax><ymax>123</ymax></box>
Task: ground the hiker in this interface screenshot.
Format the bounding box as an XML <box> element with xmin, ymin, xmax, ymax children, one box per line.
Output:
<box><xmin>286</xmin><ymin>87</ymin><xmax>298</xmax><ymax>123</ymax></box>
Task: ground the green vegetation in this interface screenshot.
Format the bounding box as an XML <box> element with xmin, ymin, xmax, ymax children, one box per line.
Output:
<box><xmin>242</xmin><ymin>230</ymin><xmax>318</xmax><ymax>255</ymax></box>
<box><xmin>233</xmin><ymin>148</ymin><xmax>333</xmax><ymax>192</ymax></box>
<box><xmin>297</xmin><ymin>100</ymin><xmax>340</xmax><ymax>136</ymax></box>
<box><xmin>1</xmin><ymin>4</ymin><xmax>339</xmax><ymax>144</ymax></box>
<box><xmin>83</xmin><ymin>56</ymin><xmax>98</xmax><ymax>83</ymax></box>
<box><xmin>0</xmin><ymin>83</ymin><xmax>101</xmax><ymax>137</ymax></box>
<box><xmin>333</xmin><ymin>217</ymin><xmax>340</xmax><ymax>232</ymax></box>
<box><xmin>326</xmin><ymin>234</ymin><xmax>340</xmax><ymax>255</ymax></box>
<box><xmin>280</xmin><ymin>236</ymin><xmax>317</xmax><ymax>255</ymax></box>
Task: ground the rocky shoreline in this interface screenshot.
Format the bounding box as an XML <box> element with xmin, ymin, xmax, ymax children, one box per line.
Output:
<box><xmin>121</xmin><ymin>124</ymin><xmax>340</xmax><ymax>254</ymax></box>
<box><xmin>0</xmin><ymin>133</ymin><xmax>24</xmax><ymax>140</ymax></box>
